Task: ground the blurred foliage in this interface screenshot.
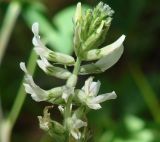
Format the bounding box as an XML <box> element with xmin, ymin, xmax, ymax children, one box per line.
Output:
<box><xmin>0</xmin><ymin>0</ymin><xmax>160</xmax><ymax>142</ymax></box>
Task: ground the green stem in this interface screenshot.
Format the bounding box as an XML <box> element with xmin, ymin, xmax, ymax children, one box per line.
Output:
<box><xmin>65</xmin><ymin>58</ymin><xmax>81</xmax><ymax>115</ymax></box>
<box><xmin>129</xmin><ymin>63</ymin><xmax>160</xmax><ymax>124</ymax></box>
<box><xmin>0</xmin><ymin>1</ymin><xmax>21</xmax><ymax>65</ymax></box>
<box><xmin>73</xmin><ymin>57</ymin><xmax>81</xmax><ymax>75</ymax></box>
<box><xmin>64</xmin><ymin>57</ymin><xmax>81</xmax><ymax>141</ymax></box>
<box><xmin>0</xmin><ymin>50</ymin><xmax>37</xmax><ymax>142</ymax></box>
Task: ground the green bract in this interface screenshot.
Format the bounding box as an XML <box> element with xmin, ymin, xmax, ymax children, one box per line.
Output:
<box><xmin>20</xmin><ymin>1</ymin><xmax>126</xmax><ymax>141</ymax></box>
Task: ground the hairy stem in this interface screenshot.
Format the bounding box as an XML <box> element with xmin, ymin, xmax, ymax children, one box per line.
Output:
<box><xmin>73</xmin><ymin>57</ymin><xmax>81</xmax><ymax>76</ymax></box>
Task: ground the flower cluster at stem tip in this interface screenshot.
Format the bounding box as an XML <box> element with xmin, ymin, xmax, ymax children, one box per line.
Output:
<box><xmin>20</xmin><ymin>1</ymin><xmax>125</xmax><ymax>141</ymax></box>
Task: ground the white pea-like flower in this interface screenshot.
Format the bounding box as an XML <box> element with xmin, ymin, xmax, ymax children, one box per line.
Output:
<box><xmin>67</xmin><ymin>114</ymin><xmax>87</xmax><ymax>140</ymax></box>
<box><xmin>20</xmin><ymin>62</ymin><xmax>49</xmax><ymax>102</ymax></box>
<box><xmin>32</xmin><ymin>22</ymin><xmax>75</xmax><ymax>66</ymax></box>
<box><xmin>77</xmin><ymin>77</ymin><xmax>117</xmax><ymax>109</ymax></box>
<box><xmin>80</xmin><ymin>35</ymin><xmax>126</xmax><ymax>75</ymax></box>
<box><xmin>20</xmin><ymin>62</ymin><xmax>63</xmax><ymax>102</ymax></box>
<box><xmin>37</xmin><ymin>58</ymin><xmax>72</xmax><ymax>79</ymax></box>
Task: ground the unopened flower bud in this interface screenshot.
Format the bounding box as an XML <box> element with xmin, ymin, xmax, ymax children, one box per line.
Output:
<box><xmin>75</xmin><ymin>2</ymin><xmax>82</xmax><ymax>23</ymax></box>
<box><xmin>34</xmin><ymin>47</ymin><xmax>75</xmax><ymax>66</ymax></box>
<box><xmin>73</xmin><ymin>2</ymin><xmax>114</xmax><ymax>55</ymax></box>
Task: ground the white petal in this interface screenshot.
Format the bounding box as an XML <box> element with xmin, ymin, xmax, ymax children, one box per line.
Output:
<box><xmin>34</xmin><ymin>47</ymin><xmax>49</xmax><ymax>58</ymax></box>
<box><xmin>20</xmin><ymin>62</ymin><xmax>48</xmax><ymax>102</ymax></box>
<box><xmin>74</xmin><ymin>119</ymin><xmax>87</xmax><ymax>129</ymax></box>
<box><xmin>62</xmin><ymin>86</ymin><xmax>74</xmax><ymax>102</ymax></box>
<box><xmin>89</xmin><ymin>81</ymin><xmax>101</xmax><ymax>96</ymax></box>
<box><xmin>24</xmin><ymin>79</ymin><xmax>47</xmax><ymax>102</ymax></box>
<box><xmin>77</xmin><ymin>90</ymin><xmax>86</xmax><ymax>102</ymax></box>
<box><xmin>83</xmin><ymin>35</ymin><xmax>126</xmax><ymax>61</ymax></box>
<box><xmin>32</xmin><ymin>36</ymin><xmax>39</xmax><ymax>47</ymax></box>
<box><xmin>80</xmin><ymin>35</ymin><xmax>126</xmax><ymax>74</ymax></box>
<box><xmin>37</xmin><ymin>58</ymin><xmax>49</xmax><ymax>72</ymax></box>
<box><xmin>92</xmin><ymin>91</ymin><xmax>117</xmax><ymax>103</ymax></box>
<box><xmin>32</xmin><ymin>22</ymin><xmax>39</xmax><ymax>35</ymax></box>
<box><xmin>72</xmin><ymin>114</ymin><xmax>87</xmax><ymax>128</ymax></box>
<box><xmin>62</xmin><ymin>92</ymin><xmax>70</xmax><ymax>102</ymax></box>
<box><xmin>32</xmin><ymin>35</ymin><xmax>42</xmax><ymax>47</ymax></box>
<box><xmin>58</xmin><ymin>105</ymin><xmax>64</xmax><ymax>114</ymax></box>
<box><xmin>20</xmin><ymin>62</ymin><xmax>28</xmax><ymax>73</ymax></box>
<box><xmin>87</xmin><ymin>103</ymin><xmax>102</xmax><ymax>110</ymax></box>
<box><xmin>83</xmin><ymin>77</ymin><xmax>93</xmax><ymax>95</ymax></box>
<box><xmin>37</xmin><ymin>58</ymin><xmax>72</xmax><ymax>79</ymax></box>
<box><xmin>23</xmin><ymin>83</ymin><xmax>33</xmax><ymax>94</ymax></box>
<box><xmin>71</xmin><ymin>130</ymin><xmax>81</xmax><ymax>140</ymax></box>
<box><xmin>68</xmin><ymin>114</ymin><xmax>87</xmax><ymax>140</ymax></box>
<box><xmin>31</xmin><ymin>23</ymin><xmax>45</xmax><ymax>49</ymax></box>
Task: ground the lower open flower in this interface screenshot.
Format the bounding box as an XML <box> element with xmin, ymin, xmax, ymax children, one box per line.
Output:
<box><xmin>77</xmin><ymin>77</ymin><xmax>117</xmax><ymax>109</ymax></box>
<box><xmin>67</xmin><ymin>114</ymin><xmax>87</xmax><ymax>140</ymax></box>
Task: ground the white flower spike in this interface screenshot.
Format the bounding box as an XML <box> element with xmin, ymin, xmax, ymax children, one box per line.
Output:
<box><xmin>77</xmin><ymin>77</ymin><xmax>117</xmax><ymax>109</ymax></box>
<box><xmin>20</xmin><ymin>2</ymin><xmax>125</xmax><ymax>140</ymax></box>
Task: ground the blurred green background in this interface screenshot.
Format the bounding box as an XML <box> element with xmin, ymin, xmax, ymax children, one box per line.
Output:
<box><xmin>0</xmin><ymin>0</ymin><xmax>160</xmax><ymax>142</ymax></box>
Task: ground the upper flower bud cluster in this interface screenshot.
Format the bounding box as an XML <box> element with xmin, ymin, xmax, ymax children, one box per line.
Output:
<box><xmin>73</xmin><ymin>2</ymin><xmax>125</xmax><ymax>75</ymax></box>
<box><xmin>74</xmin><ymin>2</ymin><xmax>114</xmax><ymax>56</ymax></box>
